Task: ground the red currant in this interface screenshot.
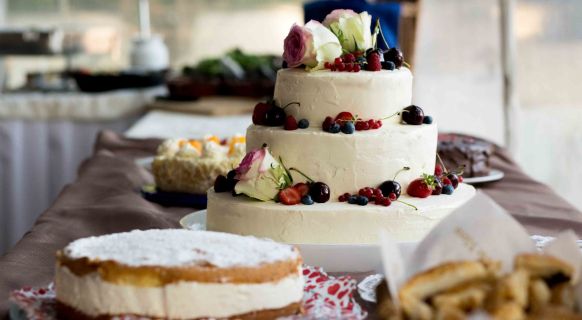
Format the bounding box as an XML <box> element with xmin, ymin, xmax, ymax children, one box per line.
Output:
<box><xmin>374</xmin><ymin>188</ymin><xmax>383</xmax><ymax>198</ymax></box>
<box><xmin>334</xmin><ymin>57</ymin><xmax>342</xmax><ymax>65</ymax></box>
<box><xmin>458</xmin><ymin>176</ymin><xmax>464</xmax><ymax>183</ymax></box>
<box><xmin>324</xmin><ymin>62</ymin><xmax>331</xmax><ymax>69</ymax></box>
<box><xmin>345</xmin><ymin>63</ymin><xmax>353</xmax><ymax>72</ymax></box>
<box><xmin>355</xmin><ymin>120</ymin><xmax>365</xmax><ymax>131</ymax></box>
<box><xmin>375</xmin><ymin>197</ymin><xmax>382</xmax><ymax>205</ymax></box>
<box><xmin>371</xmin><ymin>122</ymin><xmax>380</xmax><ymax>129</ymax></box>
<box><xmin>353</xmin><ymin>64</ymin><xmax>361</xmax><ymax>72</ymax></box>
<box><xmin>337</xmin><ymin>63</ymin><xmax>346</xmax><ymax>71</ymax></box>
<box><xmin>361</xmin><ymin>121</ymin><xmax>370</xmax><ymax>130</ymax></box>
<box><xmin>434</xmin><ymin>164</ymin><xmax>443</xmax><ymax>176</ymax></box>
<box><xmin>338</xmin><ymin>195</ymin><xmax>346</xmax><ymax>202</ymax></box>
<box><xmin>388</xmin><ymin>192</ymin><xmax>397</xmax><ymax>201</ymax></box>
<box><xmin>382</xmin><ymin>197</ymin><xmax>391</xmax><ymax>206</ymax></box>
<box><xmin>376</xmin><ymin>120</ymin><xmax>383</xmax><ymax>128</ymax></box>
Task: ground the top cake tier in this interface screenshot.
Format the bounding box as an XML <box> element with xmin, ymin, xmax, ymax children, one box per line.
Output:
<box><xmin>274</xmin><ymin>68</ymin><xmax>412</xmax><ymax>125</ymax></box>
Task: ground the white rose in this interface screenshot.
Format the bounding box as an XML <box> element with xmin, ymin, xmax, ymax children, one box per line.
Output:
<box><xmin>323</xmin><ymin>10</ymin><xmax>373</xmax><ymax>53</ymax></box>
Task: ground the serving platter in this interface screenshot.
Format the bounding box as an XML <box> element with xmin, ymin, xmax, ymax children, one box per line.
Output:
<box><xmin>462</xmin><ymin>169</ymin><xmax>504</xmax><ymax>184</ymax></box>
<box><xmin>180</xmin><ymin>210</ymin><xmax>417</xmax><ymax>273</ymax></box>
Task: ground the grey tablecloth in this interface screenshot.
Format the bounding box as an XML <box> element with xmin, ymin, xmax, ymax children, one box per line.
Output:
<box><xmin>1</xmin><ymin>130</ymin><xmax>581</xmax><ymax>318</ymax></box>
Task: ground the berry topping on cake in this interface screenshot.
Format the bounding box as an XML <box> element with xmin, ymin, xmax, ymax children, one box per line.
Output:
<box><xmin>356</xmin><ymin>196</ymin><xmax>369</xmax><ymax>206</ymax></box>
<box><xmin>401</xmin><ymin>105</ymin><xmax>425</xmax><ymax>125</ymax></box>
<box><xmin>434</xmin><ymin>164</ymin><xmax>443</xmax><ymax>176</ymax></box>
<box><xmin>407</xmin><ymin>174</ymin><xmax>437</xmax><ymax>198</ymax></box>
<box><xmin>423</xmin><ymin>115</ymin><xmax>433</xmax><ymax>124</ymax></box>
<box><xmin>341</xmin><ymin>122</ymin><xmax>355</xmax><ymax>134</ymax></box>
<box><xmin>329</xmin><ymin>123</ymin><xmax>341</xmax><ymax>133</ymax></box>
<box><xmin>252</xmin><ymin>102</ymin><xmax>270</xmax><ymax>125</ymax></box>
<box><xmin>447</xmin><ymin>173</ymin><xmax>460</xmax><ymax>189</ymax></box>
<box><xmin>366</xmin><ymin>51</ymin><xmax>382</xmax><ymax>72</ymax></box>
<box><xmin>265</xmin><ymin>106</ymin><xmax>286</xmax><ymax>126</ymax></box>
<box><xmin>214</xmin><ymin>169</ymin><xmax>238</xmax><ymax>193</ymax></box>
<box><xmin>298</xmin><ymin>119</ymin><xmax>310</xmax><ymax>129</ymax></box>
<box><xmin>381</xmin><ymin>61</ymin><xmax>395</xmax><ymax>70</ymax></box>
<box><xmin>442</xmin><ymin>185</ymin><xmax>455</xmax><ymax>195</ymax></box>
<box><xmin>432</xmin><ymin>177</ymin><xmax>443</xmax><ymax>195</ymax></box>
<box><xmin>322</xmin><ymin>116</ymin><xmax>334</xmax><ymax>131</ymax></box>
<box><xmin>309</xmin><ymin>182</ymin><xmax>331</xmax><ymax>203</ymax></box>
<box><xmin>383</xmin><ymin>48</ymin><xmax>404</xmax><ymax>69</ymax></box>
<box><xmin>293</xmin><ymin>182</ymin><xmax>310</xmax><ymax>197</ymax></box>
<box><xmin>301</xmin><ymin>195</ymin><xmax>314</xmax><ymax>205</ymax></box>
<box><xmin>284</xmin><ymin>115</ymin><xmax>298</xmax><ymax>130</ymax></box>
<box><xmin>278</xmin><ymin>187</ymin><xmax>301</xmax><ymax>205</ymax></box>
<box><xmin>378</xmin><ymin>167</ymin><xmax>410</xmax><ymax>200</ymax></box>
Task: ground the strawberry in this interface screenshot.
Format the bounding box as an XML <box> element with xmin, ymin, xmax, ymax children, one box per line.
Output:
<box><xmin>278</xmin><ymin>187</ymin><xmax>301</xmax><ymax>205</ymax></box>
<box><xmin>284</xmin><ymin>115</ymin><xmax>298</xmax><ymax>130</ymax></box>
<box><xmin>366</xmin><ymin>52</ymin><xmax>382</xmax><ymax>72</ymax></box>
<box><xmin>335</xmin><ymin>111</ymin><xmax>354</xmax><ymax>123</ymax></box>
<box><xmin>252</xmin><ymin>102</ymin><xmax>271</xmax><ymax>125</ymax></box>
<box><xmin>407</xmin><ymin>174</ymin><xmax>437</xmax><ymax>198</ymax></box>
<box><xmin>293</xmin><ymin>182</ymin><xmax>310</xmax><ymax>197</ymax></box>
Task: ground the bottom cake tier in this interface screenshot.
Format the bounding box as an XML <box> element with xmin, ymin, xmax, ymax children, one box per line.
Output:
<box><xmin>207</xmin><ymin>184</ymin><xmax>476</xmax><ymax>244</ymax></box>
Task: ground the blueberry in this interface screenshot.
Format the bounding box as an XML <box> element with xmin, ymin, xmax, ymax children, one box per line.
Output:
<box><xmin>357</xmin><ymin>196</ymin><xmax>369</xmax><ymax>206</ymax></box>
<box><xmin>348</xmin><ymin>195</ymin><xmax>358</xmax><ymax>204</ymax></box>
<box><xmin>341</xmin><ymin>122</ymin><xmax>355</xmax><ymax>134</ymax></box>
<box><xmin>301</xmin><ymin>195</ymin><xmax>314</xmax><ymax>205</ymax></box>
<box><xmin>381</xmin><ymin>61</ymin><xmax>395</xmax><ymax>71</ymax></box>
<box><xmin>423</xmin><ymin>115</ymin><xmax>433</xmax><ymax>124</ymax></box>
<box><xmin>329</xmin><ymin>123</ymin><xmax>341</xmax><ymax>133</ymax></box>
<box><xmin>298</xmin><ymin>119</ymin><xmax>309</xmax><ymax>129</ymax></box>
<box><xmin>442</xmin><ymin>185</ymin><xmax>454</xmax><ymax>195</ymax></box>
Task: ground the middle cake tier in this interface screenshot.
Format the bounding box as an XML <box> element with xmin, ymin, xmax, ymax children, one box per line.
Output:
<box><xmin>246</xmin><ymin>123</ymin><xmax>437</xmax><ymax>200</ymax></box>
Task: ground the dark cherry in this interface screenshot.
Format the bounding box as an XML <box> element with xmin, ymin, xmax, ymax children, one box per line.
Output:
<box><xmin>265</xmin><ymin>106</ymin><xmax>286</xmax><ymax>126</ymax></box>
<box><xmin>227</xmin><ymin>170</ymin><xmax>237</xmax><ymax>180</ymax></box>
<box><xmin>383</xmin><ymin>48</ymin><xmax>404</xmax><ymax>69</ymax></box>
<box><xmin>379</xmin><ymin>180</ymin><xmax>402</xmax><ymax>200</ymax></box>
<box><xmin>309</xmin><ymin>182</ymin><xmax>330</xmax><ymax>203</ymax></box>
<box><xmin>432</xmin><ymin>177</ymin><xmax>443</xmax><ymax>195</ymax></box>
<box><xmin>401</xmin><ymin>105</ymin><xmax>425</xmax><ymax>125</ymax></box>
<box><xmin>447</xmin><ymin>173</ymin><xmax>459</xmax><ymax>189</ymax></box>
<box><xmin>214</xmin><ymin>175</ymin><xmax>229</xmax><ymax>193</ymax></box>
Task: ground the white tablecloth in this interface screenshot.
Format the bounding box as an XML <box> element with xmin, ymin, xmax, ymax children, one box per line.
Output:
<box><xmin>0</xmin><ymin>89</ymin><xmax>165</xmax><ymax>254</ymax></box>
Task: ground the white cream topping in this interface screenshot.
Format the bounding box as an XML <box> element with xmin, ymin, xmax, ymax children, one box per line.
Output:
<box><xmin>63</xmin><ymin>229</ymin><xmax>298</xmax><ymax>268</ymax></box>
<box><xmin>55</xmin><ymin>266</ymin><xmax>303</xmax><ymax>319</ymax></box>
<box><xmin>207</xmin><ymin>184</ymin><xmax>476</xmax><ymax>244</ymax></box>
<box><xmin>176</xmin><ymin>142</ymin><xmax>201</xmax><ymax>158</ymax></box>
<box><xmin>156</xmin><ymin>139</ymin><xmax>183</xmax><ymax>157</ymax></box>
<box><xmin>274</xmin><ymin>68</ymin><xmax>413</xmax><ymax>125</ymax></box>
<box><xmin>201</xmin><ymin>140</ymin><xmax>227</xmax><ymax>159</ymax></box>
<box><xmin>246</xmin><ymin>123</ymin><xmax>437</xmax><ymax>199</ymax></box>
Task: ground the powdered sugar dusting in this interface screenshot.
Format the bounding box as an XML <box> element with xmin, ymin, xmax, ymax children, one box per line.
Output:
<box><xmin>64</xmin><ymin>229</ymin><xmax>298</xmax><ymax>268</ymax></box>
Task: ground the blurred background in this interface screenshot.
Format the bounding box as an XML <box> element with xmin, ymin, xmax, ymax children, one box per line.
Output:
<box><xmin>0</xmin><ymin>0</ymin><xmax>581</xmax><ymax>252</ymax></box>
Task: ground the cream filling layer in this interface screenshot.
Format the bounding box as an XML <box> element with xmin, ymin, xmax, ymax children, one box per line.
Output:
<box><xmin>55</xmin><ymin>266</ymin><xmax>304</xmax><ymax>319</ymax></box>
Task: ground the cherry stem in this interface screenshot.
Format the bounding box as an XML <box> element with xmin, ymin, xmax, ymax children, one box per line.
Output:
<box><xmin>393</xmin><ymin>166</ymin><xmax>410</xmax><ymax>180</ymax></box>
<box><xmin>435</xmin><ymin>153</ymin><xmax>449</xmax><ymax>174</ymax></box>
<box><xmin>397</xmin><ymin>199</ymin><xmax>418</xmax><ymax>210</ymax></box>
<box><xmin>289</xmin><ymin>167</ymin><xmax>314</xmax><ymax>183</ymax></box>
<box><xmin>403</xmin><ymin>61</ymin><xmax>411</xmax><ymax>69</ymax></box>
<box><xmin>377</xmin><ymin>18</ymin><xmax>390</xmax><ymax>50</ymax></box>
<box><xmin>381</xmin><ymin>110</ymin><xmax>401</xmax><ymax>120</ymax></box>
<box><xmin>282</xmin><ymin>102</ymin><xmax>300</xmax><ymax>110</ymax></box>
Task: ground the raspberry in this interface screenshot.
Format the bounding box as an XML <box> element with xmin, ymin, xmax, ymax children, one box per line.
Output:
<box><xmin>343</xmin><ymin>53</ymin><xmax>355</xmax><ymax>63</ymax></box>
<box><xmin>435</xmin><ymin>164</ymin><xmax>443</xmax><ymax>176</ymax></box>
<box><xmin>366</xmin><ymin>52</ymin><xmax>382</xmax><ymax>71</ymax></box>
<box><xmin>322</xmin><ymin>116</ymin><xmax>334</xmax><ymax>131</ymax></box>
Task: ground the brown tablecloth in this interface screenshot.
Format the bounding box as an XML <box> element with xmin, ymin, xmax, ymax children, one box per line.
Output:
<box><xmin>1</xmin><ymin>130</ymin><xmax>581</xmax><ymax>318</ymax></box>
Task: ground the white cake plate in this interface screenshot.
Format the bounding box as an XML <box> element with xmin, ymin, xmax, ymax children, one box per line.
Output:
<box><xmin>463</xmin><ymin>169</ymin><xmax>504</xmax><ymax>184</ymax></box>
<box><xmin>180</xmin><ymin>210</ymin><xmax>417</xmax><ymax>273</ymax></box>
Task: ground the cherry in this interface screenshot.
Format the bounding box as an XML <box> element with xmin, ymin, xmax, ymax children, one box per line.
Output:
<box><xmin>432</xmin><ymin>177</ymin><xmax>443</xmax><ymax>195</ymax></box>
<box><xmin>214</xmin><ymin>175</ymin><xmax>229</xmax><ymax>192</ymax></box>
<box><xmin>310</xmin><ymin>182</ymin><xmax>330</xmax><ymax>203</ymax></box>
<box><xmin>252</xmin><ymin>102</ymin><xmax>271</xmax><ymax>125</ymax></box>
<box><xmin>378</xmin><ymin>167</ymin><xmax>410</xmax><ymax>200</ymax></box>
<box><xmin>401</xmin><ymin>105</ymin><xmax>424</xmax><ymax>125</ymax></box>
<box><xmin>322</xmin><ymin>116</ymin><xmax>334</xmax><ymax>131</ymax></box>
<box><xmin>447</xmin><ymin>173</ymin><xmax>459</xmax><ymax>189</ymax></box>
<box><xmin>383</xmin><ymin>48</ymin><xmax>404</xmax><ymax>69</ymax></box>
<box><xmin>265</xmin><ymin>106</ymin><xmax>286</xmax><ymax>126</ymax></box>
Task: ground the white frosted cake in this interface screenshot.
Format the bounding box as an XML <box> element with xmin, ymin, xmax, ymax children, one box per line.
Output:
<box><xmin>206</xmin><ymin>9</ymin><xmax>475</xmax><ymax>244</ymax></box>
<box><xmin>55</xmin><ymin>229</ymin><xmax>303</xmax><ymax>319</ymax></box>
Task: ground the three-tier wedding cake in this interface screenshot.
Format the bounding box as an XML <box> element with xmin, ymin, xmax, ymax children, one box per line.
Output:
<box><xmin>207</xmin><ymin>9</ymin><xmax>475</xmax><ymax>244</ymax></box>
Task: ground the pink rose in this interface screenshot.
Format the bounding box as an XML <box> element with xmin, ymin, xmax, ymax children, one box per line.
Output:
<box><xmin>235</xmin><ymin>147</ymin><xmax>265</xmax><ymax>178</ymax></box>
<box><xmin>322</xmin><ymin>9</ymin><xmax>357</xmax><ymax>27</ymax></box>
<box><xmin>283</xmin><ymin>24</ymin><xmax>314</xmax><ymax>68</ymax></box>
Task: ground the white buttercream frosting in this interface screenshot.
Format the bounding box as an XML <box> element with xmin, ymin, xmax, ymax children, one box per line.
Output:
<box><xmin>62</xmin><ymin>229</ymin><xmax>298</xmax><ymax>268</ymax></box>
<box><xmin>274</xmin><ymin>68</ymin><xmax>413</xmax><ymax>125</ymax></box>
<box><xmin>246</xmin><ymin>123</ymin><xmax>437</xmax><ymax>199</ymax></box>
<box><xmin>207</xmin><ymin>184</ymin><xmax>476</xmax><ymax>244</ymax></box>
<box><xmin>55</xmin><ymin>266</ymin><xmax>303</xmax><ymax>319</ymax></box>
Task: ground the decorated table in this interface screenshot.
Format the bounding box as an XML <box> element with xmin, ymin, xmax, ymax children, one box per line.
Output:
<box><xmin>1</xmin><ymin>130</ymin><xmax>581</xmax><ymax>319</ymax></box>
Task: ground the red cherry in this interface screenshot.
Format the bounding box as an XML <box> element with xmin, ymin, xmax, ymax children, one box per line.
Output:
<box><xmin>388</xmin><ymin>192</ymin><xmax>397</xmax><ymax>201</ymax></box>
<box><xmin>334</xmin><ymin>57</ymin><xmax>342</xmax><ymax>65</ymax></box>
<box><xmin>252</xmin><ymin>102</ymin><xmax>271</xmax><ymax>125</ymax></box>
<box><xmin>322</xmin><ymin>116</ymin><xmax>334</xmax><ymax>131</ymax></box>
<box><xmin>284</xmin><ymin>115</ymin><xmax>298</xmax><ymax>130</ymax></box>
<box><xmin>435</xmin><ymin>164</ymin><xmax>443</xmax><ymax>176</ymax></box>
<box><xmin>324</xmin><ymin>62</ymin><xmax>331</xmax><ymax>69</ymax></box>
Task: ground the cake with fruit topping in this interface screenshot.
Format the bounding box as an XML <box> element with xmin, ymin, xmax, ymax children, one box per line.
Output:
<box><xmin>55</xmin><ymin>229</ymin><xmax>303</xmax><ymax>319</ymax></box>
<box><xmin>438</xmin><ymin>133</ymin><xmax>495</xmax><ymax>177</ymax></box>
<box><xmin>206</xmin><ymin>9</ymin><xmax>475</xmax><ymax>244</ymax></box>
<box><xmin>152</xmin><ymin>135</ymin><xmax>245</xmax><ymax>194</ymax></box>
